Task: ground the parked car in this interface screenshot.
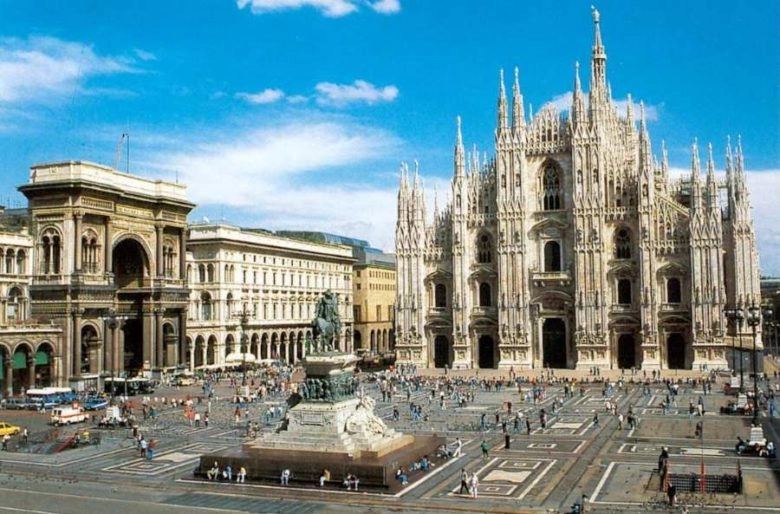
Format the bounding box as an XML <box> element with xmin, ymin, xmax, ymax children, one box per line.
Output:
<box><xmin>84</xmin><ymin>397</ymin><xmax>109</xmax><ymax>411</ymax></box>
<box><xmin>2</xmin><ymin>398</ymin><xmax>33</xmax><ymax>410</ymax></box>
<box><xmin>0</xmin><ymin>422</ymin><xmax>21</xmax><ymax>436</ymax></box>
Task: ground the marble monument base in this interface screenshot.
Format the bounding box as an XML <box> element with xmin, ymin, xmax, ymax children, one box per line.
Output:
<box><xmin>196</xmin><ymin>397</ymin><xmax>444</xmax><ymax>491</ymax></box>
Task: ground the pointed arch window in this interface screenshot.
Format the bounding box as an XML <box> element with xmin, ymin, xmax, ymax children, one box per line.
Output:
<box><xmin>617</xmin><ymin>278</ymin><xmax>632</xmax><ymax>305</ymax></box>
<box><xmin>542</xmin><ymin>165</ymin><xmax>562</xmax><ymax>210</ymax></box>
<box><xmin>198</xmin><ymin>264</ymin><xmax>206</xmax><ymax>283</ymax></box>
<box><xmin>479</xmin><ymin>282</ymin><xmax>492</xmax><ymax>307</ymax></box>
<box><xmin>667</xmin><ymin>277</ymin><xmax>682</xmax><ymax>304</ymax></box>
<box><xmin>15</xmin><ymin>250</ymin><xmax>25</xmax><ymax>275</ymax></box>
<box><xmin>5</xmin><ymin>249</ymin><xmax>14</xmax><ymax>274</ymax></box>
<box><xmin>435</xmin><ymin>283</ymin><xmax>447</xmax><ymax>308</ymax></box>
<box><xmin>477</xmin><ymin>234</ymin><xmax>492</xmax><ymax>263</ymax></box>
<box><xmin>207</xmin><ymin>264</ymin><xmax>215</xmax><ymax>282</ymax></box>
<box><xmin>615</xmin><ymin>228</ymin><xmax>631</xmax><ymax>259</ymax></box>
<box><xmin>201</xmin><ymin>291</ymin><xmax>212</xmax><ymax>321</ymax></box>
<box><xmin>544</xmin><ymin>241</ymin><xmax>562</xmax><ymax>272</ymax></box>
<box><xmin>40</xmin><ymin>229</ymin><xmax>62</xmax><ymax>275</ymax></box>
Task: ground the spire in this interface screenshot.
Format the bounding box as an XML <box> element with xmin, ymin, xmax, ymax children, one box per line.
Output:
<box><xmin>589</xmin><ymin>6</ymin><xmax>608</xmax><ymax>108</ymax></box>
<box><xmin>413</xmin><ymin>159</ymin><xmax>421</xmax><ymax>191</ymax></box>
<box><xmin>497</xmin><ymin>69</ymin><xmax>508</xmax><ymax>130</ymax></box>
<box><xmin>705</xmin><ymin>142</ymin><xmax>719</xmax><ymax>209</ymax></box>
<box><xmin>511</xmin><ymin>67</ymin><xmax>525</xmax><ymax>130</ymax></box>
<box><xmin>454</xmin><ymin>116</ymin><xmax>465</xmax><ymax>177</ymax></box>
<box><xmin>691</xmin><ymin>139</ymin><xmax>702</xmax><ymax>209</ymax></box>
<box><xmin>432</xmin><ymin>185</ymin><xmax>439</xmax><ymax>220</ymax></box>
<box><xmin>638</xmin><ymin>101</ymin><xmax>651</xmax><ymax>172</ymax></box>
<box><xmin>660</xmin><ymin>139</ymin><xmax>670</xmax><ymax>184</ymax></box>
<box><xmin>626</xmin><ymin>93</ymin><xmax>634</xmax><ymax>125</ymax></box>
<box><xmin>572</xmin><ymin>61</ymin><xmax>585</xmax><ymax>125</ymax></box>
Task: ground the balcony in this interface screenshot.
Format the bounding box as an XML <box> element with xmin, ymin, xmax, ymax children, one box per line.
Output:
<box><xmin>471</xmin><ymin>306</ymin><xmax>497</xmax><ymax>319</ymax></box>
<box><xmin>531</xmin><ymin>270</ymin><xmax>572</xmax><ymax>287</ymax></box>
<box><xmin>427</xmin><ymin>307</ymin><xmax>452</xmax><ymax>320</ymax></box>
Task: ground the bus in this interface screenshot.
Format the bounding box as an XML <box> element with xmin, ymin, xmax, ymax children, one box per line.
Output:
<box><xmin>26</xmin><ymin>387</ymin><xmax>77</xmax><ymax>409</ymax></box>
<box><xmin>104</xmin><ymin>377</ymin><xmax>155</xmax><ymax>396</ymax></box>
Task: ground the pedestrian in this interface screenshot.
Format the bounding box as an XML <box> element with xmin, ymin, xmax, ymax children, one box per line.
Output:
<box><xmin>480</xmin><ymin>439</ymin><xmax>490</xmax><ymax>459</ymax></box>
<box><xmin>281</xmin><ymin>468</ymin><xmax>290</xmax><ymax>485</ymax></box>
<box><xmin>469</xmin><ymin>472</ymin><xmax>479</xmax><ymax>498</ymax></box>
<box><xmin>526</xmin><ymin>418</ymin><xmax>532</xmax><ymax>435</ymax></box>
<box><xmin>617</xmin><ymin>413</ymin><xmax>624</xmax><ymax>430</ymax></box>
<box><xmin>504</xmin><ymin>432</ymin><xmax>511</xmax><ymax>449</ymax></box>
<box><xmin>667</xmin><ymin>483</ymin><xmax>676</xmax><ymax>506</ymax></box>
<box><xmin>2</xmin><ymin>434</ymin><xmax>9</xmax><ymax>450</ymax></box>
<box><xmin>237</xmin><ymin>466</ymin><xmax>246</xmax><ymax>483</ymax></box>
<box><xmin>194</xmin><ymin>411</ymin><xmax>201</xmax><ymax>427</ymax></box>
<box><xmin>459</xmin><ymin>468</ymin><xmax>469</xmax><ymax>494</ymax></box>
<box><xmin>592</xmin><ymin>411</ymin><xmax>599</xmax><ymax>427</ymax></box>
<box><xmin>21</xmin><ymin>427</ymin><xmax>28</xmax><ymax>445</ymax></box>
<box><xmin>204</xmin><ymin>413</ymin><xmax>210</xmax><ymax>427</ymax></box>
<box><xmin>452</xmin><ymin>437</ymin><xmax>463</xmax><ymax>458</ymax></box>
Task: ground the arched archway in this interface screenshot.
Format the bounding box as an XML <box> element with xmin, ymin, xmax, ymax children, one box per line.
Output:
<box><xmin>433</xmin><ymin>335</ymin><xmax>452</xmax><ymax>368</ymax></box>
<box><xmin>353</xmin><ymin>330</ymin><xmax>363</xmax><ymax>350</ymax></box>
<box><xmin>35</xmin><ymin>342</ymin><xmax>55</xmax><ymax>387</ymax></box>
<box><xmin>296</xmin><ymin>331</ymin><xmax>304</xmax><ymax>362</ymax></box>
<box><xmin>370</xmin><ymin>330</ymin><xmax>377</xmax><ymax>352</ymax></box>
<box><xmin>194</xmin><ymin>336</ymin><xmax>205</xmax><ymax>367</ymax></box>
<box><xmin>478</xmin><ymin>335</ymin><xmax>496</xmax><ymax>369</ymax></box>
<box><xmin>271</xmin><ymin>333</ymin><xmax>279</xmax><ymax>360</ymax></box>
<box><xmin>250</xmin><ymin>334</ymin><xmax>259</xmax><ymax>358</ymax></box>
<box><xmin>81</xmin><ymin>325</ymin><xmax>100</xmax><ymax>374</ymax></box>
<box><xmin>617</xmin><ymin>334</ymin><xmax>636</xmax><ymax>370</ymax></box>
<box><xmin>225</xmin><ymin>334</ymin><xmax>235</xmax><ymax>357</ymax></box>
<box><xmin>667</xmin><ymin>333</ymin><xmax>686</xmax><ymax>369</ymax></box>
<box><xmin>12</xmin><ymin>344</ymin><xmax>33</xmax><ymax>393</ymax></box>
<box><xmin>206</xmin><ymin>335</ymin><xmax>217</xmax><ymax>365</ymax></box>
<box><xmin>113</xmin><ymin>238</ymin><xmax>150</xmax><ymax>289</ymax></box>
<box><xmin>542</xmin><ymin>318</ymin><xmax>567</xmax><ymax>368</ymax></box>
<box><xmin>261</xmin><ymin>334</ymin><xmax>269</xmax><ymax>359</ymax></box>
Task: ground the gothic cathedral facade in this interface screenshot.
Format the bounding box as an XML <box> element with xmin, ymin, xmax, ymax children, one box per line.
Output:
<box><xmin>394</xmin><ymin>11</ymin><xmax>761</xmax><ymax>371</ymax></box>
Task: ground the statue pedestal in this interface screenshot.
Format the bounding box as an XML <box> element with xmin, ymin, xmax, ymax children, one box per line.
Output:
<box><xmin>196</xmin><ymin>352</ymin><xmax>444</xmax><ymax>491</ymax></box>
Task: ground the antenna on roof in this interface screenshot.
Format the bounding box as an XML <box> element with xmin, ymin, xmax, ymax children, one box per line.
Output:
<box><xmin>113</xmin><ymin>132</ymin><xmax>130</xmax><ymax>172</ymax></box>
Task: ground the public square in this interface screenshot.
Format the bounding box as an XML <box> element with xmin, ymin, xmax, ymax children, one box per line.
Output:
<box><xmin>0</xmin><ymin>360</ymin><xmax>778</xmax><ymax>514</ymax></box>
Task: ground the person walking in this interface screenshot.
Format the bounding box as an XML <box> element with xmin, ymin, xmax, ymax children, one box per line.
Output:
<box><xmin>469</xmin><ymin>472</ymin><xmax>479</xmax><ymax>499</ymax></box>
<box><xmin>459</xmin><ymin>468</ymin><xmax>469</xmax><ymax>494</ymax></box>
<box><xmin>452</xmin><ymin>437</ymin><xmax>463</xmax><ymax>458</ymax></box>
<box><xmin>480</xmin><ymin>439</ymin><xmax>490</xmax><ymax>459</ymax></box>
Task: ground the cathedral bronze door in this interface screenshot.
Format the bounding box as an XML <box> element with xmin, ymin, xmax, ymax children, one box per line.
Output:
<box><xmin>123</xmin><ymin>318</ymin><xmax>144</xmax><ymax>373</ymax></box>
<box><xmin>478</xmin><ymin>335</ymin><xmax>496</xmax><ymax>369</ymax></box>
<box><xmin>434</xmin><ymin>336</ymin><xmax>451</xmax><ymax>368</ymax></box>
<box><xmin>667</xmin><ymin>333</ymin><xmax>686</xmax><ymax>369</ymax></box>
<box><xmin>617</xmin><ymin>334</ymin><xmax>636</xmax><ymax>370</ymax></box>
<box><xmin>542</xmin><ymin>318</ymin><xmax>567</xmax><ymax>368</ymax></box>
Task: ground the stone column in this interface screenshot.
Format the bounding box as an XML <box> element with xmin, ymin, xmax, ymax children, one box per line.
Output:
<box><xmin>142</xmin><ymin>309</ymin><xmax>154</xmax><ymax>369</ymax></box>
<box><xmin>179</xmin><ymin>227</ymin><xmax>187</xmax><ymax>281</ymax></box>
<box><xmin>155</xmin><ymin>224</ymin><xmax>164</xmax><ymax>277</ymax></box>
<box><xmin>74</xmin><ymin>212</ymin><xmax>83</xmax><ymax>273</ymax></box>
<box><xmin>27</xmin><ymin>355</ymin><xmax>36</xmax><ymax>389</ymax></box>
<box><xmin>155</xmin><ymin>309</ymin><xmax>164</xmax><ymax>368</ymax></box>
<box><xmin>72</xmin><ymin>309</ymin><xmax>82</xmax><ymax>377</ymax></box>
<box><xmin>104</xmin><ymin>217</ymin><xmax>113</xmax><ymax>273</ymax></box>
<box><xmin>4</xmin><ymin>357</ymin><xmax>12</xmax><ymax>396</ymax></box>
<box><xmin>178</xmin><ymin>309</ymin><xmax>187</xmax><ymax>367</ymax></box>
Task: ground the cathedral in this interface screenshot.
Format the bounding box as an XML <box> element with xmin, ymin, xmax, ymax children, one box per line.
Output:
<box><xmin>394</xmin><ymin>10</ymin><xmax>762</xmax><ymax>371</ymax></box>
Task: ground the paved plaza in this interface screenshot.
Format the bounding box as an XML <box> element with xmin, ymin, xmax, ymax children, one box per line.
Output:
<box><xmin>0</xmin><ymin>363</ymin><xmax>778</xmax><ymax>514</ymax></box>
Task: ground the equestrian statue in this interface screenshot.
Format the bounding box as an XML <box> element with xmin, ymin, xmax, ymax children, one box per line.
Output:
<box><xmin>310</xmin><ymin>289</ymin><xmax>341</xmax><ymax>353</ymax></box>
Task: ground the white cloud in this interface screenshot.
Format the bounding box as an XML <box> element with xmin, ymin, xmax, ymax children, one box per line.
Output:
<box><xmin>146</xmin><ymin>117</ymin><xmax>403</xmax><ymax>251</ymax></box>
<box><xmin>667</xmin><ymin>165</ymin><xmax>780</xmax><ymax>277</ymax></box>
<box><xmin>369</xmin><ymin>0</ymin><xmax>400</xmax><ymax>14</ymax></box>
<box><xmin>236</xmin><ymin>88</ymin><xmax>286</xmax><ymax>104</ymax></box>
<box><xmin>315</xmin><ymin>80</ymin><xmax>398</xmax><ymax>106</ymax></box>
<box><xmin>133</xmin><ymin>49</ymin><xmax>157</xmax><ymax>61</ymax></box>
<box><xmin>0</xmin><ymin>36</ymin><xmax>135</xmax><ymax>104</ymax></box>
<box><xmin>236</xmin><ymin>0</ymin><xmax>401</xmax><ymax>17</ymax></box>
<box><xmin>542</xmin><ymin>92</ymin><xmax>659</xmax><ymax>121</ymax></box>
<box><xmin>237</xmin><ymin>0</ymin><xmax>358</xmax><ymax>17</ymax></box>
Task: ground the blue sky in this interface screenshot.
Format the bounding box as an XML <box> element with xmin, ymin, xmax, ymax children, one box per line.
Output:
<box><xmin>1</xmin><ymin>1</ymin><xmax>778</xmax><ymax>273</ymax></box>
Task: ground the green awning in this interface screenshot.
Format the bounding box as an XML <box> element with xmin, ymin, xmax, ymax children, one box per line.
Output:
<box><xmin>12</xmin><ymin>352</ymin><xmax>27</xmax><ymax>369</ymax></box>
<box><xmin>35</xmin><ymin>351</ymin><xmax>50</xmax><ymax>365</ymax></box>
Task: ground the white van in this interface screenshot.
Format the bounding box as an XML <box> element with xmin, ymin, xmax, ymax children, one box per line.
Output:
<box><xmin>50</xmin><ymin>406</ymin><xmax>89</xmax><ymax>425</ymax></box>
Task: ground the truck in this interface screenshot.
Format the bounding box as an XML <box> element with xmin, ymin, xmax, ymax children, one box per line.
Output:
<box><xmin>50</xmin><ymin>406</ymin><xmax>89</xmax><ymax>425</ymax></box>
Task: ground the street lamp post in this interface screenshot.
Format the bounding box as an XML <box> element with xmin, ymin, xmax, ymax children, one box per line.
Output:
<box><xmin>101</xmin><ymin>308</ymin><xmax>127</xmax><ymax>400</ymax></box>
<box><xmin>746</xmin><ymin>303</ymin><xmax>769</xmax><ymax>426</ymax></box>
<box><xmin>724</xmin><ymin>306</ymin><xmax>745</xmax><ymax>387</ymax></box>
<box><xmin>235</xmin><ymin>307</ymin><xmax>250</xmax><ymax>387</ymax></box>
